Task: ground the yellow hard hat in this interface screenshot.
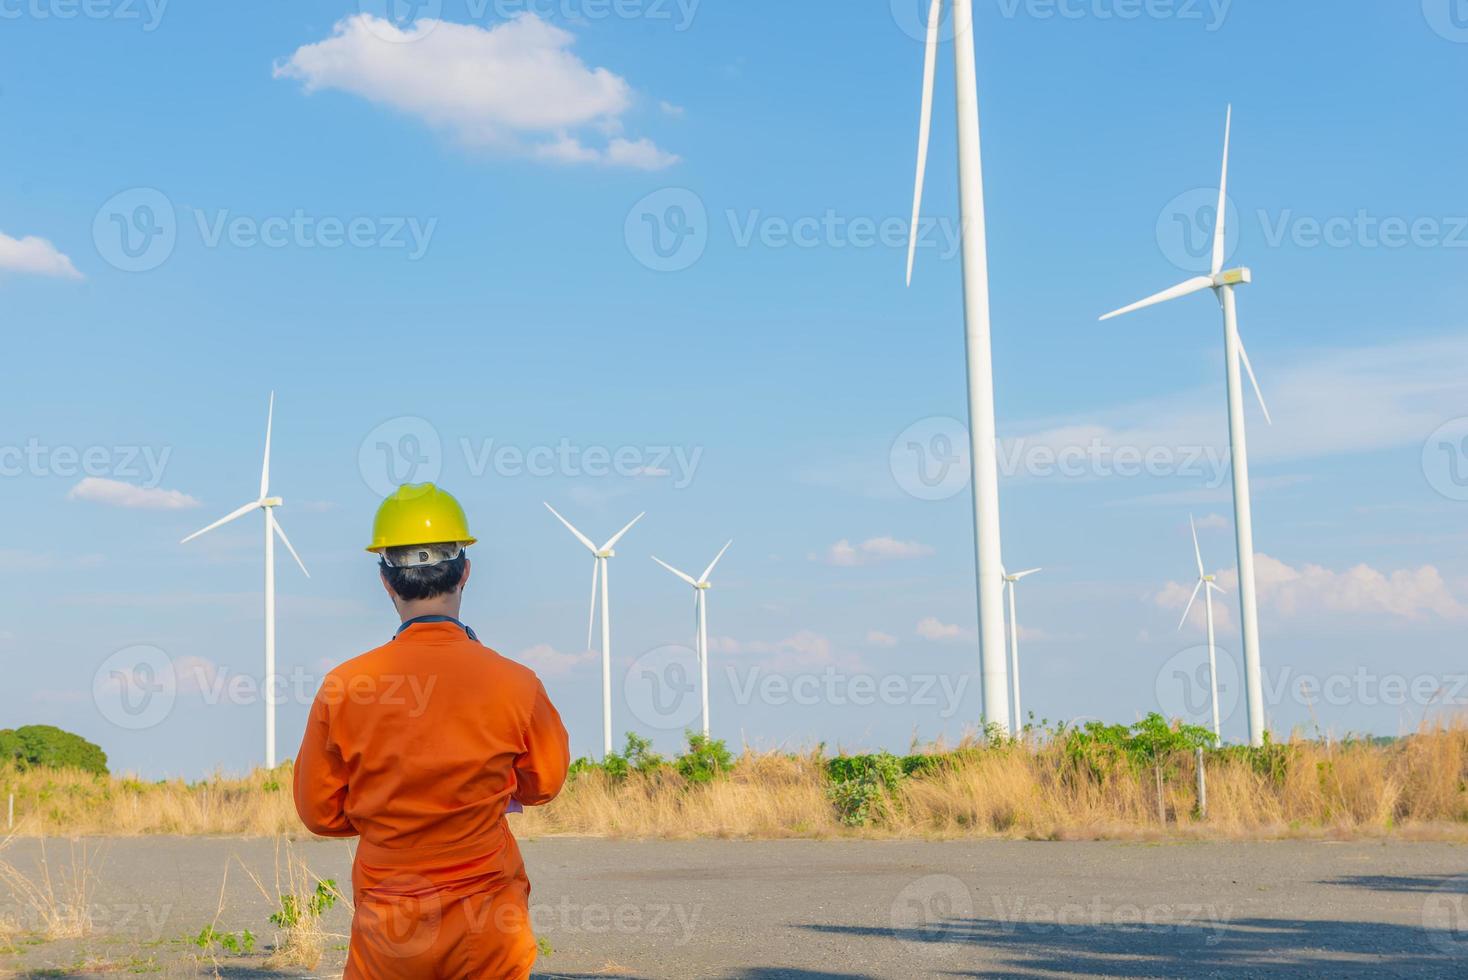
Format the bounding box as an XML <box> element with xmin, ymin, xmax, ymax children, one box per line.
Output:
<box><xmin>367</xmin><ymin>483</ymin><xmax>477</xmax><ymax>553</ymax></box>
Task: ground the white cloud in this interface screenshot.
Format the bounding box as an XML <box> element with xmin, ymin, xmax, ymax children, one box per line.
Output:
<box><xmin>1157</xmin><ymin>554</ymin><xmax>1467</xmax><ymax>627</ymax></box>
<box><xmin>0</xmin><ymin>231</ymin><xmax>82</xmax><ymax>279</ymax></box>
<box><xmin>174</xmin><ymin>656</ymin><xmax>221</xmax><ymax>695</ymax></box>
<box><xmin>815</xmin><ymin>537</ymin><xmax>935</xmax><ymax>567</ymax></box>
<box><xmin>67</xmin><ymin>477</ymin><xmax>200</xmax><ymax>511</ymax></box>
<box><xmin>711</xmin><ymin>630</ymin><xmax>858</xmax><ymax>672</ymax></box>
<box><xmin>866</xmin><ymin>630</ymin><xmax>898</xmax><ymax>647</ymax></box>
<box><xmin>515</xmin><ymin>643</ymin><xmax>596</xmax><ymax>678</ymax></box>
<box><xmin>659</xmin><ymin>100</ymin><xmax>685</xmax><ymax>117</ymax></box>
<box><xmin>916</xmin><ymin>617</ymin><xmax>973</xmax><ymax>643</ymax></box>
<box><xmin>275</xmin><ymin>14</ymin><xmax>678</xmax><ymax>169</ymax></box>
<box><xmin>1194</xmin><ymin>513</ymin><xmax>1230</xmax><ymax>531</ymax></box>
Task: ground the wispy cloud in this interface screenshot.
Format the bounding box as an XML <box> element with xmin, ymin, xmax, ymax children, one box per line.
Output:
<box><xmin>916</xmin><ymin>617</ymin><xmax>973</xmax><ymax>643</ymax></box>
<box><xmin>275</xmin><ymin>14</ymin><xmax>678</xmax><ymax>170</ymax></box>
<box><xmin>67</xmin><ymin>477</ymin><xmax>200</xmax><ymax>510</ymax></box>
<box><xmin>814</xmin><ymin>537</ymin><xmax>934</xmax><ymax>568</ymax></box>
<box><xmin>514</xmin><ymin>643</ymin><xmax>597</xmax><ymax>678</ymax></box>
<box><xmin>0</xmin><ymin>231</ymin><xmax>82</xmax><ymax>279</ymax></box>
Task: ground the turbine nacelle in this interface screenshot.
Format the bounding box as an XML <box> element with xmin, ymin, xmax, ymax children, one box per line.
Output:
<box><xmin>1214</xmin><ymin>267</ymin><xmax>1252</xmax><ymax>288</ymax></box>
<box><xmin>261</xmin><ymin>496</ymin><xmax>283</xmax><ymax>508</ymax></box>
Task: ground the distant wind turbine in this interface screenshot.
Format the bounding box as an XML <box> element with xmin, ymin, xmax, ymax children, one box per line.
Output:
<box><xmin>906</xmin><ymin>0</ymin><xmax>1011</xmax><ymax>735</ymax></box>
<box><xmin>1099</xmin><ymin>106</ymin><xmax>1271</xmax><ymax>747</ymax></box>
<box><xmin>1002</xmin><ymin>567</ymin><xmax>1040</xmax><ymax>732</ymax></box>
<box><xmin>651</xmin><ymin>541</ymin><xmax>732</xmax><ymax>738</ymax></box>
<box><xmin>544</xmin><ymin>504</ymin><xmax>644</xmax><ymax>757</ymax></box>
<box><xmin>1178</xmin><ymin>516</ymin><xmax>1226</xmax><ymax>741</ymax></box>
<box><xmin>180</xmin><ymin>392</ymin><xmax>310</xmax><ymax>769</ymax></box>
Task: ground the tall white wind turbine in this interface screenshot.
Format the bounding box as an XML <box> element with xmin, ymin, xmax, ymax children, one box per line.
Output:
<box><xmin>180</xmin><ymin>392</ymin><xmax>310</xmax><ymax>769</ymax></box>
<box><xmin>651</xmin><ymin>541</ymin><xmax>732</xmax><ymax>739</ymax></box>
<box><xmin>1002</xmin><ymin>567</ymin><xmax>1040</xmax><ymax>732</ymax></box>
<box><xmin>1099</xmin><ymin>106</ymin><xmax>1271</xmax><ymax>747</ymax></box>
<box><xmin>1178</xmin><ymin>516</ymin><xmax>1226</xmax><ymax>741</ymax></box>
<box><xmin>545</xmin><ymin>504</ymin><xmax>644</xmax><ymax>758</ymax></box>
<box><xmin>906</xmin><ymin>0</ymin><xmax>1011</xmax><ymax>735</ymax></box>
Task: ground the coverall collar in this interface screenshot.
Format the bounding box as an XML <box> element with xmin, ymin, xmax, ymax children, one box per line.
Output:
<box><xmin>395</xmin><ymin>615</ymin><xmax>478</xmax><ymax>643</ymax></box>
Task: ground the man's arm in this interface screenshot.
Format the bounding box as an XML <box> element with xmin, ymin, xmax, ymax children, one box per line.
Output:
<box><xmin>512</xmin><ymin>680</ymin><xmax>570</xmax><ymax>806</ymax></box>
<box><xmin>292</xmin><ymin>692</ymin><xmax>358</xmax><ymax>837</ymax></box>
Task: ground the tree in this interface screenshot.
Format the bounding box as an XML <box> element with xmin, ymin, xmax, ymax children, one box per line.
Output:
<box><xmin>0</xmin><ymin>725</ymin><xmax>109</xmax><ymax>775</ymax></box>
<box><xmin>1127</xmin><ymin>713</ymin><xmax>1215</xmax><ymax>824</ymax></box>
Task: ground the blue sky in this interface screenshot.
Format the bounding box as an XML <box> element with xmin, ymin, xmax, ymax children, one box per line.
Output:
<box><xmin>3</xmin><ymin>1</ymin><xmax>1467</xmax><ymax>777</ymax></box>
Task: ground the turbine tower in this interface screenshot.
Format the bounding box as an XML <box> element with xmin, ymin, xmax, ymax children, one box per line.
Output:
<box><xmin>545</xmin><ymin>504</ymin><xmax>644</xmax><ymax>757</ymax></box>
<box><xmin>906</xmin><ymin>0</ymin><xmax>1011</xmax><ymax>735</ymax></box>
<box><xmin>651</xmin><ymin>541</ymin><xmax>732</xmax><ymax>738</ymax></box>
<box><xmin>1178</xmin><ymin>516</ymin><xmax>1226</xmax><ymax>741</ymax></box>
<box><xmin>1002</xmin><ymin>567</ymin><xmax>1040</xmax><ymax>732</ymax></box>
<box><xmin>1100</xmin><ymin>106</ymin><xmax>1271</xmax><ymax>747</ymax></box>
<box><xmin>180</xmin><ymin>392</ymin><xmax>310</xmax><ymax>769</ymax></box>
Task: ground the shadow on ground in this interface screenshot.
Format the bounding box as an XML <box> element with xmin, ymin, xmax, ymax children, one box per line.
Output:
<box><xmin>803</xmin><ymin>914</ymin><xmax>1468</xmax><ymax>977</ymax></box>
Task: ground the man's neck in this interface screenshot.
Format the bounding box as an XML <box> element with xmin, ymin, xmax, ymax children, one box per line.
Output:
<box><xmin>395</xmin><ymin>597</ymin><xmax>464</xmax><ymax>625</ymax></box>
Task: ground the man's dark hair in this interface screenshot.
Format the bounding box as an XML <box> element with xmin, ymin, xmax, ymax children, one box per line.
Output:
<box><xmin>380</xmin><ymin>554</ymin><xmax>467</xmax><ymax>601</ymax></box>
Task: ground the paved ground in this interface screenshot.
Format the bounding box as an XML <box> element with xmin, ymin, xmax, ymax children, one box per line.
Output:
<box><xmin>0</xmin><ymin>836</ymin><xmax>1466</xmax><ymax>977</ymax></box>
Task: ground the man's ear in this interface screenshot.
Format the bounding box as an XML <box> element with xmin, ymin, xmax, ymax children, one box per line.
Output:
<box><xmin>458</xmin><ymin>558</ymin><xmax>472</xmax><ymax>592</ymax></box>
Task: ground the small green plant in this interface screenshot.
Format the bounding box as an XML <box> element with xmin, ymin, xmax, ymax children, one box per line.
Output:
<box><xmin>536</xmin><ymin>936</ymin><xmax>554</xmax><ymax>958</ymax></box>
<box><xmin>675</xmin><ymin>732</ymin><xmax>734</xmax><ymax>783</ymax></box>
<box><xmin>826</xmin><ymin>752</ymin><xmax>906</xmax><ymax>827</ymax></box>
<box><xmin>270</xmin><ymin>880</ymin><xmax>338</xmax><ymax>929</ymax></box>
<box><xmin>190</xmin><ymin>926</ymin><xmax>256</xmax><ymax>955</ymax></box>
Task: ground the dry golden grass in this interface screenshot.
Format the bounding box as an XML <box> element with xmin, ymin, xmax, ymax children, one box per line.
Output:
<box><xmin>0</xmin><ymin>836</ymin><xmax>102</xmax><ymax>939</ymax></box>
<box><xmin>1</xmin><ymin>724</ymin><xmax>1465</xmax><ymax>842</ymax></box>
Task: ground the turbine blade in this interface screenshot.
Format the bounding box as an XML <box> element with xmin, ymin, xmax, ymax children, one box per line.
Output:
<box><xmin>601</xmin><ymin>512</ymin><xmax>645</xmax><ymax>552</ymax></box>
<box><xmin>1208</xmin><ymin>581</ymin><xmax>1228</xmax><ymax>597</ymax></box>
<box><xmin>653</xmin><ymin>556</ymin><xmax>699</xmax><ymax>588</ymax></box>
<box><xmin>270</xmin><ymin>511</ymin><xmax>310</xmax><ymax>579</ymax></box>
<box><xmin>1190</xmin><ymin>515</ymin><xmax>1205</xmax><ymax>579</ymax></box>
<box><xmin>905</xmin><ymin>0</ymin><xmax>943</xmax><ymax>287</ymax></box>
<box><xmin>1237</xmin><ymin>334</ymin><xmax>1273</xmax><ymax>425</ymax></box>
<box><xmin>1012</xmin><ymin>567</ymin><xmax>1042</xmax><ymax>581</ymax></box>
<box><xmin>587</xmin><ymin>558</ymin><xmax>600</xmax><ymax>651</ymax></box>
<box><xmin>1178</xmin><ymin>579</ymin><xmax>1204</xmax><ymax>632</ymax></box>
<box><xmin>259</xmin><ymin>391</ymin><xmax>275</xmax><ymax>499</ymax></box>
<box><xmin>544</xmin><ymin>503</ymin><xmax>598</xmax><ymax>553</ymax></box>
<box><xmin>180</xmin><ymin>500</ymin><xmax>260</xmax><ymax>544</ymax></box>
<box><xmin>699</xmin><ymin>540</ymin><xmax>733</xmax><ymax>583</ymax></box>
<box><xmin>1212</xmin><ymin>105</ymin><xmax>1232</xmax><ymax>276</ymax></box>
<box><xmin>1099</xmin><ymin>276</ymin><xmax>1214</xmax><ymax>321</ymax></box>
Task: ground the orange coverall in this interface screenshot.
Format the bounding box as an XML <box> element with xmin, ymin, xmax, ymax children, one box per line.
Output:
<box><xmin>294</xmin><ymin>619</ymin><xmax>570</xmax><ymax>979</ymax></box>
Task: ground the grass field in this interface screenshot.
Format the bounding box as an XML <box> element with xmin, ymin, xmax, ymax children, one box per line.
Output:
<box><xmin>2</xmin><ymin>720</ymin><xmax>1465</xmax><ymax>842</ymax></box>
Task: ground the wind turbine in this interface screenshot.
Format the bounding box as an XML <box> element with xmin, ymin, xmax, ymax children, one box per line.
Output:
<box><xmin>906</xmin><ymin>0</ymin><xmax>1011</xmax><ymax>735</ymax></box>
<box><xmin>1002</xmin><ymin>567</ymin><xmax>1040</xmax><ymax>732</ymax></box>
<box><xmin>1099</xmin><ymin>106</ymin><xmax>1271</xmax><ymax>747</ymax></box>
<box><xmin>180</xmin><ymin>392</ymin><xmax>310</xmax><ymax>770</ymax></box>
<box><xmin>651</xmin><ymin>541</ymin><xmax>732</xmax><ymax>739</ymax></box>
<box><xmin>1178</xmin><ymin>516</ymin><xmax>1226</xmax><ymax>741</ymax></box>
<box><xmin>544</xmin><ymin>504</ymin><xmax>644</xmax><ymax>758</ymax></box>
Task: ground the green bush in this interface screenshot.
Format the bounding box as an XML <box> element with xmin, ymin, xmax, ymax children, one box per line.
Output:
<box><xmin>826</xmin><ymin>753</ymin><xmax>907</xmax><ymax>827</ymax></box>
<box><xmin>0</xmin><ymin>725</ymin><xmax>108</xmax><ymax>775</ymax></box>
<box><xmin>675</xmin><ymin>733</ymin><xmax>733</xmax><ymax>783</ymax></box>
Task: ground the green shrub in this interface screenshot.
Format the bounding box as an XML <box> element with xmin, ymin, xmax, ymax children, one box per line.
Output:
<box><xmin>675</xmin><ymin>733</ymin><xmax>733</xmax><ymax>783</ymax></box>
<box><xmin>0</xmin><ymin>725</ymin><xmax>108</xmax><ymax>775</ymax></box>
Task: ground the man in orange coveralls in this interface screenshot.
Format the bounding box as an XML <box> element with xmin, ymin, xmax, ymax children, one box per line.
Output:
<box><xmin>294</xmin><ymin>483</ymin><xmax>570</xmax><ymax>979</ymax></box>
